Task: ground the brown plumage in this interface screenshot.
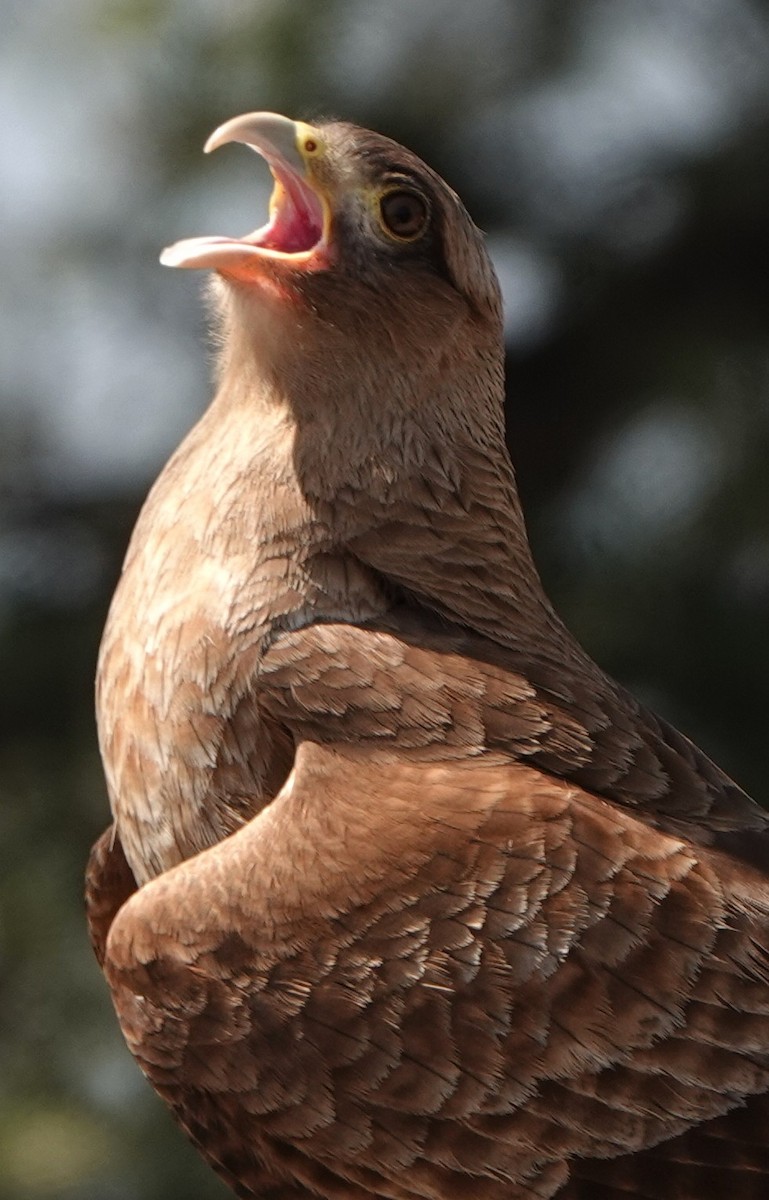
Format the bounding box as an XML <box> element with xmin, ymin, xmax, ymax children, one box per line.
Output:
<box><xmin>88</xmin><ymin>112</ymin><xmax>769</xmax><ymax>1199</ymax></box>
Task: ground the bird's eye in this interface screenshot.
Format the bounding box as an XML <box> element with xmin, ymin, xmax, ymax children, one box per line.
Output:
<box><xmin>379</xmin><ymin>190</ymin><xmax>429</xmax><ymax>241</ymax></box>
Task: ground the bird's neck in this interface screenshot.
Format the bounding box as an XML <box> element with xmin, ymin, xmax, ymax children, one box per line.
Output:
<box><xmin>97</xmin><ymin>331</ymin><xmax>578</xmax><ymax>885</ymax></box>
<box><xmin>212</xmin><ymin>294</ymin><xmax>578</xmax><ymax>673</ymax></box>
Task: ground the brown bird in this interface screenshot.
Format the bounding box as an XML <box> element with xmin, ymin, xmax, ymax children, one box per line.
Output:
<box><xmin>88</xmin><ymin>112</ymin><xmax>769</xmax><ymax>1200</ymax></box>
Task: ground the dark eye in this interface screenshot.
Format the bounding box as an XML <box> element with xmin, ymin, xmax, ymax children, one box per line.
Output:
<box><xmin>379</xmin><ymin>190</ymin><xmax>429</xmax><ymax>241</ymax></box>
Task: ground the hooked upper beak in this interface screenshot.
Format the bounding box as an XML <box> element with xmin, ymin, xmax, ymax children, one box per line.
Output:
<box><xmin>160</xmin><ymin>112</ymin><xmax>330</xmax><ymax>273</ymax></box>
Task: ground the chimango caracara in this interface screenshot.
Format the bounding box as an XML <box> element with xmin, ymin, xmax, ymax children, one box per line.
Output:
<box><xmin>89</xmin><ymin>113</ymin><xmax>769</xmax><ymax>1199</ymax></box>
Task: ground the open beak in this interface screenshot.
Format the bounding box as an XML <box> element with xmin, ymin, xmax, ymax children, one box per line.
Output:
<box><xmin>160</xmin><ymin>112</ymin><xmax>329</xmax><ymax>272</ymax></box>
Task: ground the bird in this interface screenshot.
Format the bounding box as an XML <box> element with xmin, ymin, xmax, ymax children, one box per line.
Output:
<box><xmin>87</xmin><ymin>111</ymin><xmax>769</xmax><ymax>1200</ymax></box>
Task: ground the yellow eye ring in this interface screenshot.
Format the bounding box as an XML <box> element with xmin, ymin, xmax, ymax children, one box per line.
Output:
<box><xmin>378</xmin><ymin>189</ymin><xmax>429</xmax><ymax>242</ymax></box>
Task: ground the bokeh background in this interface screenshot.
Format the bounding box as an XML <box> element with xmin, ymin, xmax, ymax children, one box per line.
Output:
<box><xmin>2</xmin><ymin>1</ymin><xmax>769</xmax><ymax>1197</ymax></box>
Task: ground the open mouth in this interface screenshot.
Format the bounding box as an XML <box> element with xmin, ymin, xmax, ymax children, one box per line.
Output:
<box><xmin>160</xmin><ymin>112</ymin><xmax>328</xmax><ymax>272</ymax></box>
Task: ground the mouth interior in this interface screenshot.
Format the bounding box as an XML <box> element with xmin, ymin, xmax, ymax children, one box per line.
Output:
<box><xmin>246</xmin><ymin>162</ymin><xmax>324</xmax><ymax>255</ymax></box>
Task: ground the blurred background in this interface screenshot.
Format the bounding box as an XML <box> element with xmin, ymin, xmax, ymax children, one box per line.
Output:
<box><xmin>2</xmin><ymin>0</ymin><xmax>769</xmax><ymax>1196</ymax></box>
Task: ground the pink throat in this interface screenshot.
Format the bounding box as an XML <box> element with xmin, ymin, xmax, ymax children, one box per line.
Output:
<box><xmin>249</xmin><ymin>168</ymin><xmax>324</xmax><ymax>254</ymax></box>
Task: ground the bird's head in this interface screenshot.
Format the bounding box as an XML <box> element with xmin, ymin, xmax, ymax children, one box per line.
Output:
<box><xmin>161</xmin><ymin>112</ymin><xmax>504</xmax><ymax>435</ymax></box>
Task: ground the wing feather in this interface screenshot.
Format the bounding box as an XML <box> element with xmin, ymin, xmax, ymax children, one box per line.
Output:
<box><xmin>98</xmin><ymin>741</ymin><xmax>769</xmax><ymax>1198</ymax></box>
